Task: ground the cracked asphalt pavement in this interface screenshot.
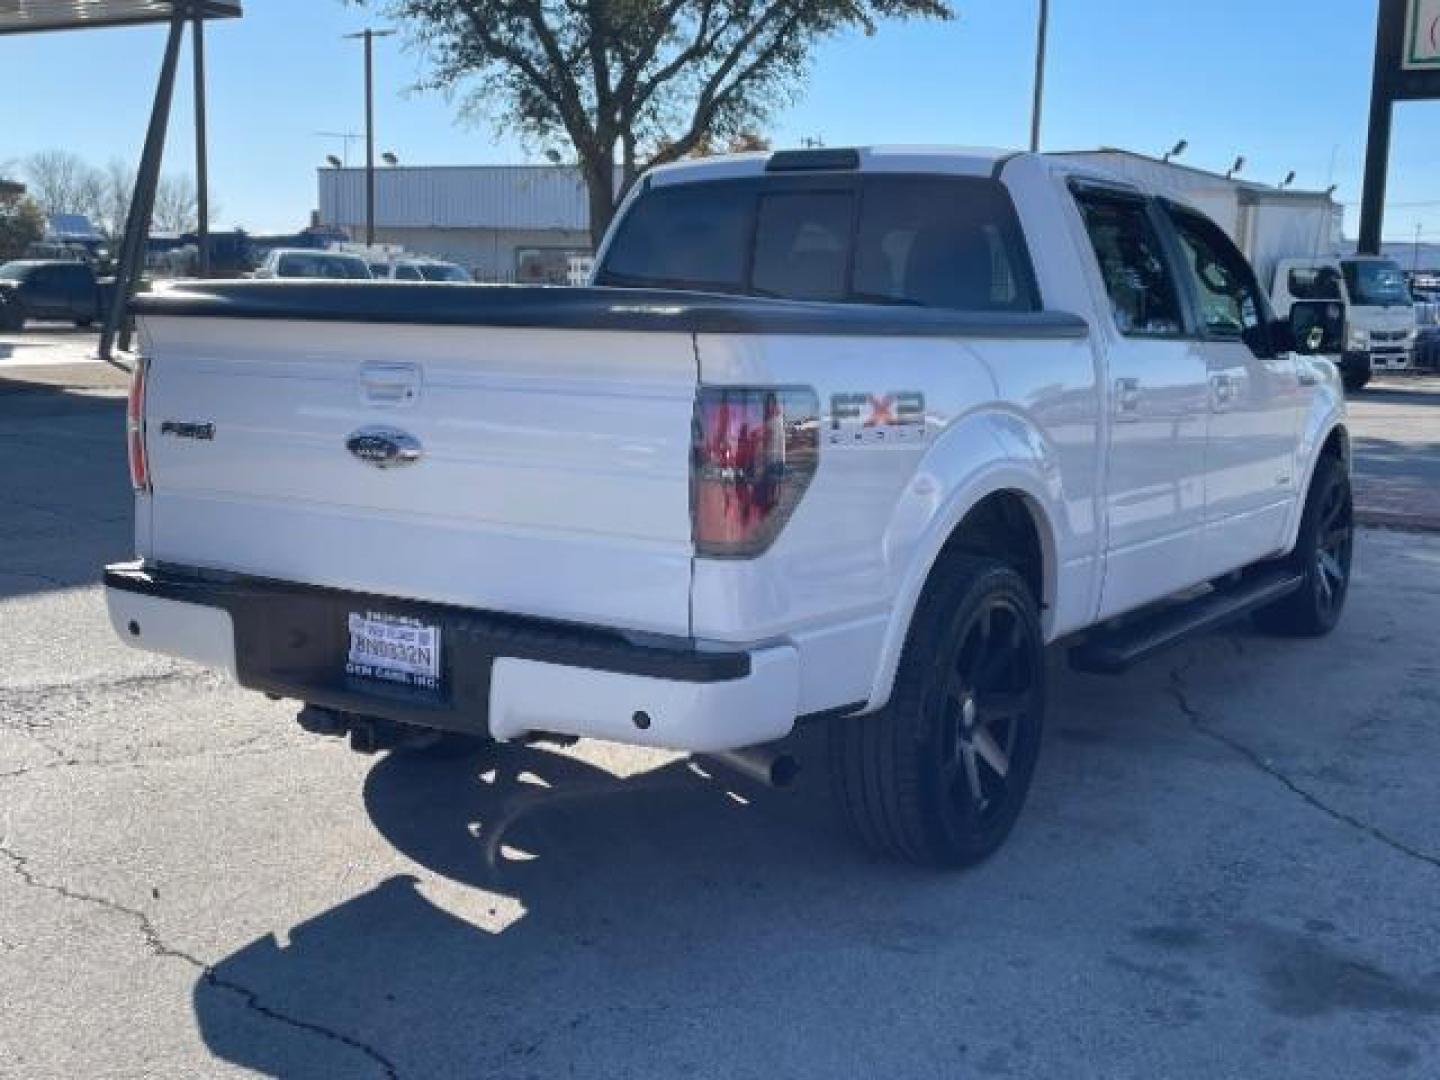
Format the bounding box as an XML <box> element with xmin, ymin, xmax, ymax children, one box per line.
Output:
<box><xmin>3</xmin><ymin>367</ymin><xmax>1439</xmax><ymax>1079</ymax></box>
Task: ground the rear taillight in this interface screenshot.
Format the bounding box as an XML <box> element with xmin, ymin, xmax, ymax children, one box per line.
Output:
<box><xmin>127</xmin><ymin>357</ymin><xmax>149</xmax><ymax>492</ymax></box>
<box><xmin>692</xmin><ymin>386</ymin><xmax>819</xmax><ymax>558</ymax></box>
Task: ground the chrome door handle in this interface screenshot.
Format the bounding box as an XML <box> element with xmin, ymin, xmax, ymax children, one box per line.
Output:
<box><xmin>1297</xmin><ymin>368</ymin><xmax>1319</xmax><ymax>387</ymax></box>
<box><xmin>1115</xmin><ymin>377</ymin><xmax>1141</xmax><ymax>416</ymax></box>
<box><xmin>1211</xmin><ymin>373</ymin><xmax>1237</xmax><ymax>408</ymax></box>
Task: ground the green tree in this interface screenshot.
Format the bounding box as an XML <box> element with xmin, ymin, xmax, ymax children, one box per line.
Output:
<box><xmin>354</xmin><ymin>0</ymin><xmax>952</xmax><ymax>246</ymax></box>
<box><xmin>0</xmin><ymin>192</ymin><xmax>46</xmax><ymax>261</ymax></box>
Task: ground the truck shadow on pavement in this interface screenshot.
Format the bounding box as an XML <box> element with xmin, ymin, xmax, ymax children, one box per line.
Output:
<box><xmin>191</xmin><ymin>735</ymin><xmax>894</xmax><ymax>1078</ymax></box>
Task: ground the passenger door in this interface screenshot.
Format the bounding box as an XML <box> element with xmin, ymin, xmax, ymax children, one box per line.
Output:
<box><xmin>54</xmin><ymin>264</ymin><xmax>93</xmax><ymax>321</ymax></box>
<box><xmin>1161</xmin><ymin>205</ymin><xmax>1300</xmax><ymax>576</ymax></box>
<box><xmin>1072</xmin><ymin>186</ymin><xmax>1211</xmax><ymax>619</ymax></box>
<box><xmin>21</xmin><ymin>266</ymin><xmax>63</xmax><ymax>319</ymax></box>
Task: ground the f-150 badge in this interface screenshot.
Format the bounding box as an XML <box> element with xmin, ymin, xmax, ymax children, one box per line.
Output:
<box><xmin>830</xmin><ymin>392</ymin><xmax>927</xmax><ymax>445</ymax></box>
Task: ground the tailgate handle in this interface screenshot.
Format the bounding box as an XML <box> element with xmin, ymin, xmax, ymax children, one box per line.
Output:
<box><xmin>359</xmin><ymin>362</ymin><xmax>420</xmax><ymax>406</ymax></box>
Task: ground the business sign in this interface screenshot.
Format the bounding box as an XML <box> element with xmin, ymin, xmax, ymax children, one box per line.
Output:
<box><xmin>1408</xmin><ymin>0</ymin><xmax>1440</xmax><ymax>68</ymax></box>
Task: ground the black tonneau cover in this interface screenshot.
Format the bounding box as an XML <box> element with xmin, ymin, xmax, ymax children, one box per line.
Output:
<box><xmin>133</xmin><ymin>282</ymin><xmax>1089</xmax><ymax>339</ymax></box>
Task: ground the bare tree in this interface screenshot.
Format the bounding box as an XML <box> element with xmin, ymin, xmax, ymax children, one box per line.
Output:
<box><xmin>99</xmin><ymin>159</ymin><xmax>138</xmax><ymax>241</ymax></box>
<box><xmin>24</xmin><ymin>150</ymin><xmax>104</xmax><ymax>223</ymax></box>
<box><xmin>356</xmin><ymin>0</ymin><xmax>952</xmax><ymax>246</ymax></box>
<box><xmin>152</xmin><ymin>174</ymin><xmax>200</xmax><ymax>234</ymax></box>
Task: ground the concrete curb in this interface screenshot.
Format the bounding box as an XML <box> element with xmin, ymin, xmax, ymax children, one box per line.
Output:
<box><xmin>1356</xmin><ymin>509</ymin><xmax>1440</xmax><ymax>534</ymax></box>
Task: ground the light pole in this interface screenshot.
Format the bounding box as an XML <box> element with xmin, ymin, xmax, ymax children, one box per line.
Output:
<box><xmin>315</xmin><ymin>131</ymin><xmax>361</xmax><ymax>167</ymax></box>
<box><xmin>343</xmin><ymin>28</ymin><xmax>395</xmax><ymax>247</ymax></box>
<box><xmin>1029</xmin><ymin>0</ymin><xmax>1049</xmax><ymax>153</ymax></box>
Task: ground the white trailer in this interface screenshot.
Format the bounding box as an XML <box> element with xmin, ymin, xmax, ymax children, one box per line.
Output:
<box><xmin>1052</xmin><ymin>149</ymin><xmax>1341</xmax><ymax>287</ymax></box>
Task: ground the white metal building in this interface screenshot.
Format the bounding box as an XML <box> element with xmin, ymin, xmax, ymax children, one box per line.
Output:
<box><xmin>317</xmin><ymin>165</ymin><xmax>594</xmax><ymax>282</ymax></box>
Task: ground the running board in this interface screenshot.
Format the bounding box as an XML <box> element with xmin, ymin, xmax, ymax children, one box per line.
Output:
<box><xmin>1069</xmin><ymin>569</ymin><xmax>1305</xmax><ymax>675</ymax></box>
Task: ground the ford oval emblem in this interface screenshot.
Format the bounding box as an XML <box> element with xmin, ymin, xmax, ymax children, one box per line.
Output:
<box><xmin>345</xmin><ymin>426</ymin><xmax>423</xmax><ymax>469</ymax></box>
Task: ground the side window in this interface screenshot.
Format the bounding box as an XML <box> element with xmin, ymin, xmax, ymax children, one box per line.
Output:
<box><xmin>1074</xmin><ymin>191</ymin><xmax>1184</xmax><ymax>336</ymax></box>
<box><xmin>853</xmin><ymin>177</ymin><xmax>1039</xmax><ymax>311</ymax></box>
<box><xmin>1166</xmin><ymin>210</ymin><xmax>1265</xmax><ymax>339</ymax></box>
<box><xmin>751</xmin><ymin>191</ymin><xmax>853</xmax><ymax>301</ymax></box>
<box><xmin>1288</xmin><ymin>265</ymin><xmax>1343</xmax><ymax>301</ymax></box>
<box><xmin>396</xmin><ymin>265</ymin><xmax>424</xmax><ymax>281</ymax></box>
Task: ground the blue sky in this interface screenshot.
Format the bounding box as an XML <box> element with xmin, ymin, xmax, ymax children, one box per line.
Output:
<box><xmin>2</xmin><ymin>0</ymin><xmax>1435</xmax><ymax>239</ymax></box>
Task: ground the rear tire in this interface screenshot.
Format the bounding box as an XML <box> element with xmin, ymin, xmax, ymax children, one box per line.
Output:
<box><xmin>829</xmin><ymin>555</ymin><xmax>1046</xmax><ymax>868</ymax></box>
<box><xmin>1253</xmin><ymin>455</ymin><xmax>1354</xmax><ymax>637</ymax></box>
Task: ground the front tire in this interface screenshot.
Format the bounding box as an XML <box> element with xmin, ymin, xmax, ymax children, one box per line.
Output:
<box><xmin>829</xmin><ymin>555</ymin><xmax>1046</xmax><ymax>868</ymax></box>
<box><xmin>1253</xmin><ymin>455</ymin><xmax>1354</xmax><ymax>637</ymax></box>
<box><xmin>1342</xmin><ymin>354</ymin><xmax>1372</xmax><ymax>393</ymax></box>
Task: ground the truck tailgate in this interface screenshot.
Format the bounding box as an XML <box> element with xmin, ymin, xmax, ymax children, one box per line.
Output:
<box><xmin>139</xmin><ymin>313</ymin><xmax>697</xmax><ymax>636</ymax></box>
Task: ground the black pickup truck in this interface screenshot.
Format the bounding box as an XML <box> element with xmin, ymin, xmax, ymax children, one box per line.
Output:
<box><xmin>0</xmin><ymin>260</ymin><xmax>115</xmax><ymax>331</ymax></box>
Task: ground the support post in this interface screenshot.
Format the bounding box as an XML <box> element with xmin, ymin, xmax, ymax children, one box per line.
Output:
<box><xmin>1358</xmin><ymin>0</ymin><xmax>1408</xmax><ymax>255</ymax></box>
<box><xmin>364</xmin><ymin>28</ymin><xmax>376</xmax><ymax>248</ymax></box>
<box><xmin>100</xmin><ymin>8</ymin><xmax>186</xmax><ymax>363</ymax></box>
<box><xmin>1029</xmin><ymin>0</ymin><xmax>1049</xmax><ymax>153</ymax></box>
<box><xmin>193</xmin><ymin>1</ymin><xmax>210</xmax><ymax>276</ymax></box>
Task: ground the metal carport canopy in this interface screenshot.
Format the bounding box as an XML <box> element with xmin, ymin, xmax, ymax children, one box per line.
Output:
<box><xmin>0</xmin><ymin>1</ymin><xmax>239</xmax><ymax>34</ymax></box>
<box><xmin>0</xmin><ymin>0</ymin><xmax>243</xmax><ymax>362</ymax></box>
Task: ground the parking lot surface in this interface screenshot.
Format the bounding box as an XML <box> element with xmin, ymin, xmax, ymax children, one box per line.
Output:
<box><xmin>1349</xmin><ymin>375</ymin><xmax>1440</xmax><ymax>530</ymax></box>
<box><xmin>2</xmin><ymin>358</ymin><xmax>1439</xmax><ymax>1078</ymax></box>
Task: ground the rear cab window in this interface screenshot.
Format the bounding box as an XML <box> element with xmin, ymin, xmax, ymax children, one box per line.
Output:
<box><xmin>277</xmin><ymin>254</ymin><xmax>372</xmax><ymax>280</ymax></box>
<box><xmin>596</xmin><ymin>174</ymin><xmax>1040</xmax><ymax>312</ymax></box>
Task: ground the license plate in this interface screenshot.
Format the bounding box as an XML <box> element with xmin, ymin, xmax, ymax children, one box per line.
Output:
<box><xmin>346</xmin><ymin>611</ymin><xmax>442</xmax><ymax>692</ymax></box>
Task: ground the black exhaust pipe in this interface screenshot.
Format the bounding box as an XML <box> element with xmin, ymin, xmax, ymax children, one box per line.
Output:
<box><xmin>296</xmin><ymin>704</ymin><xmax>348</xmax><ymax>737</ymax></box>
<box><xmin>703</xmin><ymin>746</ymin><xmax>801</xmax><ymax>789</ymax></box>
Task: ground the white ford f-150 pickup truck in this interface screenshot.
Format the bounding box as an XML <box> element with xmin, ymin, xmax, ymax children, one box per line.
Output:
<box><xmin>106</xmin><ymin>147</ymin><xmax>1354</xmax><ymax>867</ymax></box>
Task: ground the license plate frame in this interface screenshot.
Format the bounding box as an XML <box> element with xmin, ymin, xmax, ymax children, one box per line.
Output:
<box><xmin>345</xmin><ymin>610</ymin><xmax>443</xmax><ymax>693</ymax></box>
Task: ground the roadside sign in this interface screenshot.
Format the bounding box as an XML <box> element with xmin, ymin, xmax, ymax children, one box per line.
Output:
<box><xmin>1408</xmin><ymin>0</ymin><xmax>1440</xmax><ymax>68</ymax></box>
<box><xmin>1361</xmin><ymin>0</ymin><xmax>1440</xmax><ymax>252</ymax></box>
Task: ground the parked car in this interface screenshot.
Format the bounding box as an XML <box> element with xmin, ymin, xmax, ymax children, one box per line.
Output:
<box><xmin>370</xmin><ymin>259</ymin><xmax>472</xmax><ymax>283</ymax></box>
<box><xmin>252</xmin><ymin>249</ymin><xmax>373</xmax><ymax>280</ymax></box>
<box><xmin>106</xmin><ymin>147</ymin><xmax>1353</xmax><ymax>868</ymax></box>
<box><xmin>0</xmin><ymin>259</ymin><xmax>114</xmax><ymax>330</ymax></box>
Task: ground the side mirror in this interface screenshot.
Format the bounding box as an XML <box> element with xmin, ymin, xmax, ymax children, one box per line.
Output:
<box><xmin>1284</xmin><ymin>300</ymin><xmax>1345</xmax><ymax>355</ymax></box>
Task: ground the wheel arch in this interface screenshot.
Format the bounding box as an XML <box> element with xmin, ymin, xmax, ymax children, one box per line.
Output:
<box><xmin>865</xmin><ymin>474</ymin><xmax>1061</xmax><ymax>715</ymax></box>
<box><xmin>1285</xmin><ymin>416</ymin><xmax>1350</xmax><ymax>552</ymax></box>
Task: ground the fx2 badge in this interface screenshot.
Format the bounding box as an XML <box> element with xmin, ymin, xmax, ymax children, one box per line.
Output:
<box><xmin>829</xmin><ymin>392</ymin><xmax>927</xmax><ymax>445</ymax></box>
